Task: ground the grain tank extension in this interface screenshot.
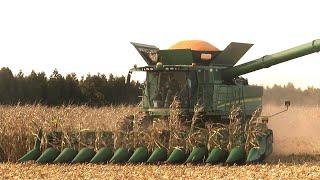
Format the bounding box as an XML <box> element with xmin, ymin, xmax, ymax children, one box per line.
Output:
<box><xmin>19</xmin><ymin>39</ymin><xmax>320</xmax><ymax>165</ymax></box>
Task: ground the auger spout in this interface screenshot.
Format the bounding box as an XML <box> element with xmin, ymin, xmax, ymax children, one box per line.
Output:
<box><xmin>222</xmin><ymin>39</ymin><xmax>320</xmax><ymax>79</ymax></box>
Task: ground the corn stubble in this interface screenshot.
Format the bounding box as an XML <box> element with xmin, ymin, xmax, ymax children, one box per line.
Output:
<box><xmin>1</xmin><ymin>104</ymin><xmax>320</xmax><ymax>179</ymax></box>
<box><xmin>2</xmin><ymin>161</ymin><xmax>320</xmax><ymax>179</ymax></box>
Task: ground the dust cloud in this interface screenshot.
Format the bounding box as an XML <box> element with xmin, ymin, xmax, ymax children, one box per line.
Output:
<box><xmin>264</xmin><ymin>104</ymin><xmax>320</xmax><ymax>155</ymax></box>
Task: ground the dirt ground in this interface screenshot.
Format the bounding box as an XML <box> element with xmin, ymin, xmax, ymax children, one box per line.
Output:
<box><xmin>264</xmin><ymin>105</ymin><xmax>320</xmax><ymax>155</ymax></box>
<box><xmin>1</xmin><ymin>155</ymin><xmax>320</xmax><ymax>180</ymax></box>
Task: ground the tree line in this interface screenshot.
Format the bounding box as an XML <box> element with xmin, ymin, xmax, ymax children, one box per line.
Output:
<box><xmin>263</xmin><ymin>82</ymin><xmax>320</xmax><ymax>106</ymax></box>
<box><xmin>0</xmin><ymin>67</ymin><xmax>319</xmax><ymax>106</ymax></box>
<box><xmin>0</xmin><ymin>67</ymin><xmax>140</xmax><ymax>106</ymax></box>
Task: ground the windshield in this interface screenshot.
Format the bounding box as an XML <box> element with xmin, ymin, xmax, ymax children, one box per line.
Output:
<box><xmin>148</xmin><ymin>71</ymin><xmax>197</xmax><ymax>108</ymax></box>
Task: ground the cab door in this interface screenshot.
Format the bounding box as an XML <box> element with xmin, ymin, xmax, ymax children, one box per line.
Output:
<box><xmin>196</xmin><ymin>69</ymin><xmax>214</xmax><ymax>112</ymax></box>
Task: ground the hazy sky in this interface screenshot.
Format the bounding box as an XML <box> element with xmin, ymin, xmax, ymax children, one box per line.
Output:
<box><xmin>0</xmin><ymin>0</ymin><xmax>319</xmax><ymax>89</ymax></box>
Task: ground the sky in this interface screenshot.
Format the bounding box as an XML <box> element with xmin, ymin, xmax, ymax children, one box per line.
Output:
<box><xmin>0</xmin><ymin>0</ymin><xmax>319</xmax><ymax>89</ymax></box>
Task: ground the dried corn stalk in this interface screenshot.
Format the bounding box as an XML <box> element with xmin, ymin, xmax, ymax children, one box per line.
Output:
<box><xmin>227</xmin><ymin>105</ymin><xmax>245</xmax><ymax>150</ymax></box>
<box><xmin>186</xmin><ymin>103</ymin><xmax>207</xmax><ymax>149</ymax></box>
<box><xmin>168</xmin><ymin>96</ymin><xmax>186</xmax><ymax>152</ymax></box>
<box><xmin>245</xmin><ymin>107</ymin><xmax>268</xmax><ymax>152</ymax></box>
<box><xmin>207</xmin><ymin>123</ymin><xmax>229</xmax><ymax>150</ymax></box>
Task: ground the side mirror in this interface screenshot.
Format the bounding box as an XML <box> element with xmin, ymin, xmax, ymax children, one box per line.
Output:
<box><xmin>126</xmin><ymin>71</ymin><xmax>132</xmax><ymax>85</ymax></box>
<box><xmin>285</xmin><ymin>100</ymin><xmax>290</xmax><ymax>109</ymax></box>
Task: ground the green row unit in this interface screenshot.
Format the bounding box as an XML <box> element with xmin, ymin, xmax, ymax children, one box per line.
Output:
<box><xmin>18</xmin><ymin>129</ymin><xmax>273</xmax><ymax>165</ymax></box>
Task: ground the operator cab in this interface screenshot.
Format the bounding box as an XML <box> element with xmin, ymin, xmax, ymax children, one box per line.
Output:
<box><xmin>148</xmin><ymin>71</ymin><xmax>197</xmax><ymax>109</ymax></box>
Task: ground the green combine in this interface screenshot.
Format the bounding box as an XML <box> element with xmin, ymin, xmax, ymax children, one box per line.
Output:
<box><xmin>19</xmin><ymin>39</ymin><xmax>320</xmax><ymax>165</ymax></box>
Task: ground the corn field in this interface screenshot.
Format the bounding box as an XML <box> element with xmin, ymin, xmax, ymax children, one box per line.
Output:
<box><xmin>0</xmin><ymin>104</ymin><xmax>137</xmax><ymax>162</ymax></box>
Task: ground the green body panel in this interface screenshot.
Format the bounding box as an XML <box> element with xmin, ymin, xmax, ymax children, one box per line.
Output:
<box><xmin>158</xmin><ymin>49</ymin><xmax>194</xmax><ymax>65</ymax></box>
<box><xmin>137</xmin><ymin>65</ymin><xmax>262</xmax><ymax>119</ymax></box>
<box><xmin>214</xmin><ymin>85</ymin><xmax>262</xmax><ymax>116</ymax></box>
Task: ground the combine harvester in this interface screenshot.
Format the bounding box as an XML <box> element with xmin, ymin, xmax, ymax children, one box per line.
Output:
<box><xmin>18</xmin><ymin>39</ymin><xmax>320</xmax><ymax>165</ymax></box>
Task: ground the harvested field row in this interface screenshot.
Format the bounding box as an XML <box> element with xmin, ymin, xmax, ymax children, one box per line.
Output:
<box><xmin>2</xmin><ymin>155</ymin><xmax>320</xmax><ymax>179</ymax></box>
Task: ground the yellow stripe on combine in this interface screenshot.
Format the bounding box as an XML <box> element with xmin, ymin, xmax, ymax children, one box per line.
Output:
<box><xmin>217</xmin><ymin>97</ymin><xmax>261</xmax><ymax>108</ymax></box>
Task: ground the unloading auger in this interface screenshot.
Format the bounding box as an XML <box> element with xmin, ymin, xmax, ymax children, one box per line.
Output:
<box><xmin>18</xmin><ymin>39</ymin><xmax>320</xmax><ymax>165</ymax></box>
